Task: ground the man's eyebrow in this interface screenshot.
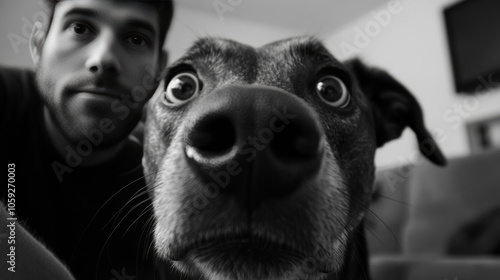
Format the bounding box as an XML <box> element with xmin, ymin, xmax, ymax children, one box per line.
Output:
<box><xmin>123</xmin><ymin>19</ymin><xmax>157</xmax><ymax>36</ymax></box>
<box><xmin>62</xmin><ymin>7</ymin><xmax>157</xmax><ymax>35</ymax></box>
<box><xmin>63</xmin><ymin>7</ymin><xmax>98</xmax><ymax>19</ymax></box>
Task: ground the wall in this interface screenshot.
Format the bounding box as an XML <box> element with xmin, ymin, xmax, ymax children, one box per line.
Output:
<box><xmin>3</xmin><ymin>0</ymin><xmax>500</xmax><ymax>168</ymax></box>
<box><xmin>0</xmin><ymin>0</ymin><xmax>46</xmax><ymax>68</ymax></box>
<box><xmin>165</xmin><ymin>4</ymin><xmax>300</xmax><ymax>62</ymax></box>
<box><xmin>325</xmin><ymin>0</ymin><xmax>500</xmax><ymax>167</ymax></box>
<box><xmin>0</xmin><ymin>1</ymin><xmax>300</xmax><ymax>68</ymax></box>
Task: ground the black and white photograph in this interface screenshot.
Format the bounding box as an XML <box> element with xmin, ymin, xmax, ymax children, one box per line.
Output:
<box><xmin>1</xmin><ymin>0</ymin><xmax>500</xmax><ymax>279</ymax></box>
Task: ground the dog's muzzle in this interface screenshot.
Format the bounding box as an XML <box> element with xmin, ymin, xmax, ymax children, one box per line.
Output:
<box><xmin>183</xmin><ymin>84</ymin><xmax>325</xmax><ymax>210</ymax></box>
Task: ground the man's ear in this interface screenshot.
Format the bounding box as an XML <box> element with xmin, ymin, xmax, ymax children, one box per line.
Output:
<box><xmin>345</xmin><ymin>58</ymin><xmax>447</xmax><ymax>166</ymax></box>
<box><xmin>29</xmin><ymin>22</ymin><xmax>45</xmax><ymax>66</ymax></box>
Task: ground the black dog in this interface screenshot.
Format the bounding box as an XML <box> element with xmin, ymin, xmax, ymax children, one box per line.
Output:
<box><xmin>143</xmin><ymin>36</ymin><xmax>446</xmax><ymax>280</ymax></box>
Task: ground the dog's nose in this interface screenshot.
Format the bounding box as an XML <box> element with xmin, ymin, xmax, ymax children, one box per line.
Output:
<box><xmin>185</xmin><ymin>85</ymin><xmax>324</xmax><ymax>207</ymax></box>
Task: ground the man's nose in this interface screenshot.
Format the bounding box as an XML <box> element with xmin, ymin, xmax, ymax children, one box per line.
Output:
<box><xmin>85</xmin><ymin>31</ymin><xmax>122</xmax><ymax>76</ymax></box>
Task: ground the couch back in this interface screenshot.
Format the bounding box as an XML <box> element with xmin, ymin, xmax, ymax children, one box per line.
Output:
<box><xmin>367</xmin><ymin>148</ymin><xmax>500</xmax><ymax>255</ymax></box>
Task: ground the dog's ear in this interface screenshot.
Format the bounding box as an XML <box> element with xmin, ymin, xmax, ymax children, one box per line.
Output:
<box><xmin>345</xmin><ymin>58</ymin><xmax>447</xmax><ymax>166</ymax></box>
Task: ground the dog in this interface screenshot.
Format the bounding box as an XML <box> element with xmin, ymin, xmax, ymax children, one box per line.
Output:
<box><xmin>142</xmin><ymin>36</ymin><xmax>446</xmax><ymax>280</ymax></box>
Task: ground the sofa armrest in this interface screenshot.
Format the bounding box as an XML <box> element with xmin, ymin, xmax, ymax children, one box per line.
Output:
<box><xmin>371</xmin><ymin>255</ymin><xmax>500</xmax><ymax>280</ymax></box>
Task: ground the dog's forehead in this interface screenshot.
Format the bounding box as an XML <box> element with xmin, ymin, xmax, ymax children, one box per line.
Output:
<box><xmin>256</xmin><ymin>37</ymin><xmax>342</xmax><ymax>90</ymax></box>
<box><xmin>258</xmin><ymin>36</ymin><xmax>338</xmax><ymax>64</ymax></box>
<box><xmin>175</xmin><ymin>37</ymin><xmax>258</xmax><ymax>83</ymax></box>
<box><xmin>172</xmin><ymin>37</ymin><xmax>343</xmax><ymax>91</ymax></box>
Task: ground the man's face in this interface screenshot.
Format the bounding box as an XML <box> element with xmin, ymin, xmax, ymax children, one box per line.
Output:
<box><xmin>35</xmin><ymin>0</ymin><xmax>161</xmax><ymax>146</ymax></box>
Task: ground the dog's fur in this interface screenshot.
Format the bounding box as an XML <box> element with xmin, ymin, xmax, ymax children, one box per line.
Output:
<box><xmin>143</xmin><ymin>36</ymin><xmax>446</xmax><ymax>280</ymax></box>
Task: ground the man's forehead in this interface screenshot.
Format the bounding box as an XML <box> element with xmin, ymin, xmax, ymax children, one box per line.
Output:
<box><xmin>54</xmin><ymin>0</ymin><xmax>159</xmax><ymax>33</ymax></box>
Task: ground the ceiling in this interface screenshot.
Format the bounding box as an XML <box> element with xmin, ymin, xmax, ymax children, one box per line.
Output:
<box><xmin>176</xmin><ymin>0</ymin><xmax>391</xmax><ymax>34</ymax></box>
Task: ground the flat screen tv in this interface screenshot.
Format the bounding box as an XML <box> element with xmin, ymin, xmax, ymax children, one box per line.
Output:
<box><xmin>444</xmin><ymin>0</ymin><xmax>500</xmax><ymax>94</ymax></box>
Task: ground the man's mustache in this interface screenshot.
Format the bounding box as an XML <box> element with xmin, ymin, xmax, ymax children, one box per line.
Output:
<box><xmin>65</xmin><ymin>75</ymin><xmax>130</xmax><ymax>96</ymax></box>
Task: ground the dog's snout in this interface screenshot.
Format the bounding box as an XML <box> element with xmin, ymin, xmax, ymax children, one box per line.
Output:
<box><xmin>185</xmin><ymin>85</ymin><xmax>324</xmax><ymax>207</ymax></box>
<box><xmin>188</xmin><ymin>116</ymin><xmax>236</xmax><ymax>155</ymax></box>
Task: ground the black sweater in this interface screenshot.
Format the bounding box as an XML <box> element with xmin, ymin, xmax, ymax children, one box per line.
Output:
<box><xmin>1</xmin><ymin>66</ymin><xmax>169</xmax><ymax>279</ymax></box>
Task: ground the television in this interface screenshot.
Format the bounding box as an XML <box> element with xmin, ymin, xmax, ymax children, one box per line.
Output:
<box><xmin>444</xmin><ymin>0</ymin><xmax>500</xmax><ymax>94</ymax></box>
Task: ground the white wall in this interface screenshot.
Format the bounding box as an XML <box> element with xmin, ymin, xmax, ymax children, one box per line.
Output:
<box><xmin>0</xmin><ymin>2</ymin><xmax>301</xmax><ymax>68</ymax></box>
<box><xmin>0</xmin><ymin>0</ymin><xmax>46</xmax><ymax>68</ymax></box>
<box><xmin>165</xmin><ymin>5</ymin><xmax>300</xmax><ymax>62</ymax></box>
<box><xmin>325</xmin><ymin>0</ymin><xmax>500</xmax><ymax>167</ymax></box>
<box><xmin>4</xmin><ymin>0</ymin><xmax>500</xmax><ymax>168</ymax></box>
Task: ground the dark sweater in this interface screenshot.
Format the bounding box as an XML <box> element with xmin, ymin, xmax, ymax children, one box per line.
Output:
<box><xmin>1</xmin><ymin>66</ymin><xmax>167</xmax><ymax>279</ymax></box>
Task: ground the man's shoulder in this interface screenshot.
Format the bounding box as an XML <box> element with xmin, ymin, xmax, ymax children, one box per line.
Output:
<box><xmin>0</xmin><ymin>65</ymin><xmax>37</xmax><ymax>103</ymax></box>
<box><xmin>0</xmin><ymin>65</ymin><xmax>35</xmax><ymax>85</ymax></box>
<box><xmin>1</xmin><ymin>65</ymin><xmax>40</xmax><ymax>120</ymax></box>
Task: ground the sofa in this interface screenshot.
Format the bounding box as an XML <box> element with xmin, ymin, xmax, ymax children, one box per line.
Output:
<box><xmin>368</xmin><ymin>148</ymin><xmax>500</xmax><ymax>280</ymax></box>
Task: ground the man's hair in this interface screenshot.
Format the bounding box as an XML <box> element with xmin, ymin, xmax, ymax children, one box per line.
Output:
<box><xmin>42</xmin><ymin>0</ymin><xmax>174</xmax><ymax>51</ymax></box>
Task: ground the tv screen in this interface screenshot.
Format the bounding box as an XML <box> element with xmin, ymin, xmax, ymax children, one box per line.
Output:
<box><xmin>444</xmin><ymin>0</ymin><xmax>500</xmax><ymax>94</ymax></box>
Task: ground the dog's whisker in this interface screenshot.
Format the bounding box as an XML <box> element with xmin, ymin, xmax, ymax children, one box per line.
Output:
<box><xmin>372</xmin><ymin>194</ymin><xmax>414</xmax><ymax>207</ymax></box>
<box><xmin>94</xmin><ymin>201</ymin><xmax>153</xmax><ymax>275</ymax></box>
<box><xmin>350</xmin><ymin>189</ymin><xmax>414</xmax><ymax>207</ymax></box>
<box><xmin>102</xmin><ymin>184</ymin><xmax>151</xmax><ymax>230</ymax></box>
<box><xmin>335</xmin><ymin>218</ymin><xmax>371</xmax><ymax>280</ymax></box>
<box><xmin>346</xmin><ymin>195</ymin><xmax>401</xmax><ymax>249</ymax></box>
<box><xmin>67</xmin><ymin>172</ymin><xmax>157</xmax><ymax>265</ymax></box>
<box><xmin>111</xmin><ymin>183</ymin><xmax>162</xmax><ymax>241</ymax></box>
<box><xmin>342</xmin><ymin>210</ymin><xmax>388</xmax><ymax>250</ymax></box>
<box><xmin>137</xmin><ymin>203</ymin><xmax>155</xmax><ymax>230</ymax></box>
<box><xmin>133</xmin><ymin>220</ymin><xmax>156</xmax><ymax>274</ymax></box>
<box><xmin>140</xmin><ymin>218</ymin><xmax>157</xmax><ymax>265</ymax></box>
<box><xmin>96</xmin><ymin>171</ymin><xmax>157</xmax><ymax>226</ymax></box>
<box><xmin>107</xmin><ymin>183</ymin><xmax>158</xmax><ymax>236</ymax></box>
<box><xmin>141</xmin><ymin>36</ymin><xmax>446</xmax><ymax>279</ymax></box>
<box><xmin>118</xmin><ymin>197</ymin><xmax>154</xmax><ymax>238</ymax></box>
<box><xmin>349</xmin><ymin>242</ymin><xmax>371</xmax><ymax>280</ymax></box>
<box><xmin>94</xmin><ymin>181</ymin><xmax>161</xmax><ymax>269</ymax></box>
<box><xmin>362</xmin><ymin>209</ymin><xmax>399</xmax><ymax>246</ymax></box>
<box><xmin>118</xmin><ymin>185</ymin><xmax>163</xmax><ymax>240</ymax></box>
<box><xmin>144</xmin><ymin>218</ymin><xmax>158</xmax><ymax>258</ymax></box>
<box><xmin>103</xmin><ymin>171</ymin><xmax>158</xmax><ymax>224</ymax></box>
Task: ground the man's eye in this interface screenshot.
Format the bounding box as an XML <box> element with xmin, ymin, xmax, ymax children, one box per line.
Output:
<box><xmin>70</xmin><ymin>23</ymin><xmax>93</xmax><ymax>35</ymax></box>
<box><xmin>126</xmin><ymin>35</ymin><xmax>148</xmax><ymax>47</ymax></box>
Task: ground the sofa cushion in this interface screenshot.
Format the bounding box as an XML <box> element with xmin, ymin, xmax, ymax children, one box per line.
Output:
<box><xmin>371</xmin><ymin>255</ymin><xmax>500</xmax><ymax>280</ymax></box>
<box><xmin>403</xmin><ymin>148</ymin><xmax>500</xmax><ymax>254</ymax></box>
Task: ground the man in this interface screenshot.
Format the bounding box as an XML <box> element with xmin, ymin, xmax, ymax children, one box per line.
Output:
<box><xmin>1</xmin><ymin>1</ymin><xmax>174</xmax><ymax>279</ymax></box>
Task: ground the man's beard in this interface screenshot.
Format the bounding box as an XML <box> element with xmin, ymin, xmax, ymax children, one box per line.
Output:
<box><xmin>34</xmin><ymin>61</ymin><xmax>138</xmax><ymax>149</ymax></box>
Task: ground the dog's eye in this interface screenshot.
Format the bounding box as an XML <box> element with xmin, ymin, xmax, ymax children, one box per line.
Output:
<box><xmin>163</xmin><ymin>72</ymin><xmax>200</xmax><ymax>106</ymax></box>
<box><xmin>316</xmin><ymin>76</ymin><xmax>350</xmax><ymax>108</ymax></box>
